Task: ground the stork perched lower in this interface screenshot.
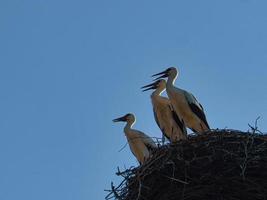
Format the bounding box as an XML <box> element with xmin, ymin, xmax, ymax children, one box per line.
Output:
<box><xmin>152</xmin><ymin>67</ymin><xmax>210</xmax><ymax>133</ymax></box>
<box><xmin>141</xmin><ymin>79</ymin><xmax>187</xmax><ymax>143</ymax></box>
<box><xmin>113</xmin><ymin>113</ymin><xmax>157</xmax><ymax>164</ymax></box>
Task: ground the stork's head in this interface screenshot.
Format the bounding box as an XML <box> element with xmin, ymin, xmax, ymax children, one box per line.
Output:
<box><xmin>141</xmin><ymin>79</ymin><xmax>166</xmax><ymax>92</ymax></box>
<box><xmin>113</xmin><ymin>113</ymin><xmax>135</xmax><ymax>123</ymax></box>
<box><xmin>152</xmin><ymin>67</ymin><xmax>178</xmax><ymax>80</ymax></box>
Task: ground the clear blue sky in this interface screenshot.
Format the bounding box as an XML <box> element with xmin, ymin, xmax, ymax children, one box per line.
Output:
<box><xmin>1</xmin><ymin>0</ymin><xmax>267</xmax><ymax>199</ymax></box>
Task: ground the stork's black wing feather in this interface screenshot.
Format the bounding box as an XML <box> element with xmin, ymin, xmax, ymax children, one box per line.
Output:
<box><xmin>187</xmin><ymin>103</ymin><xmax>210</xmax><ymax>129</ymax></box>
<box><xmin>136</xmin><ymin>131</ymin><xmax>157</xmax><ymax>151</ymax></box>
<box><xmin>171</xmin><ymin>108</ymin><xmax>186</xmax><ymax>133</ymax></box>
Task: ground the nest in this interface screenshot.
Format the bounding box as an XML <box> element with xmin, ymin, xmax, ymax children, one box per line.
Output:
<box><xmin>106</xmin><ymin>129</ymin><xmax>267</xmax><ymax>200</ymax></box>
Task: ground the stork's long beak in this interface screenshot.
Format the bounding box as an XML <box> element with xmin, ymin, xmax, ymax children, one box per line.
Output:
<box><xmin>112</xmin><ymin>116</ymin><xmax>127</xmax><ymax>122</ymax></box>
<box><xmin>141</xmin><ymin>82</ymin><xmax>157</xmax><ymax>92</ymax></box>
<box><xmin>152</xmin><ymin>70</ymin><xmax>168</xmax><ymax>80</ymax></box>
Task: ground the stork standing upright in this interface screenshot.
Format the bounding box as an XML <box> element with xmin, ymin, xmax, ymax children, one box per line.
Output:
<box><xmin>141</xmin><ymin>79</ymin><xmax>187</xmax><ymax>142</ymax></box>
<box><xmin>152</xmin><ymin>67</ymin><xmax>210</xmax><ymax>133</ymax></box>
<box><xmin>113</xmin><ymin>113</ymin><xmax>157</xmax><ymax>164</ymax></box>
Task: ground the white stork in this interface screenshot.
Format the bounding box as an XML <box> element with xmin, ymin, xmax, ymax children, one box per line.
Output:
<box><xmin>152</xmin><ymin>67</ymin><xmax>210</xmax><ymax>133</ymax></box>
<box><xmin>141</xmin><ymin>79</ymin><xmax>187</xmax><ymax>143</ymax></box>
<box><xmin>113</xmin><ymin>113</ymin><xmax>157</xmax><ymax>164</ymax></box>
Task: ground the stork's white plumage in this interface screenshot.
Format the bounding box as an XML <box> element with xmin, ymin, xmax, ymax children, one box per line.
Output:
<box><xmin>152</xmin><ymin>67</ymin><xmax>210</xmax><ymax>133</ymax></box>
<box><xmin>113</xmin><ymin>113</ymin><xmax>157</xmax><ymax>164</ymax></box>
<box><xmin>141</xmin><ymin>79</ymin><xmax>187</xmax><ymax>142</ymax></box>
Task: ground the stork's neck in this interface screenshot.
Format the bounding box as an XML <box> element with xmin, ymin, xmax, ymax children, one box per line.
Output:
<box><xmin>152</xmin><ymin>86</ymin><xmax>165</xmax><ymax>96</ymax></box>
<box><xmin>124</xmin><ymin>119</ymin><xmax>135</xmax><ymax>133</ymax></box>
<box><xmin>167</xmin><ymin>72</ymin><xmax>177</xmax><ymax>88</ymax></box>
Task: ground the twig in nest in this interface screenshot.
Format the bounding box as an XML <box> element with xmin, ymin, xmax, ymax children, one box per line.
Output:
<box><xmin>248</xmin><ymin>116</ymin><xmax>261</xmax><ymax>134</ymax></box>
<box><xmin>240</xmin><ymin>140</ymin><xmax>249</xmax><ymax>180</ymax></box>
<box><xmin>118</xmin><ymin>142</ymin><xmax>128</xmax><ymax>152</ymax></box>
<box><xmin>161</xmin><ymin>174</ymin><xmax>189</xmax><ymax>185</ymax></box>
<box><xmin>111</xmin><ymin>182</ymin><xmax>121</xmax><ymax>200</ymax></box>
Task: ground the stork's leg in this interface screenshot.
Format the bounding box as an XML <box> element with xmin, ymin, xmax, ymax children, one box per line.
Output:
<box><xmin>200</xmin><ymin>123</ymin><xmax>205</xmax><ymax>133</ymax></box>
<box><xmin>162</xmin><ymin>134</ymin><xmax>165</xmax><ymax>145</ymax></box>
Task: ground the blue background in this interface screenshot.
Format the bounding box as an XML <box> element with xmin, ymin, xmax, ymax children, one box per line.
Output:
<box><xmin>1</xmin><ymin>0</ymin><xmax>267</xmax><ymax>199</ymax></box>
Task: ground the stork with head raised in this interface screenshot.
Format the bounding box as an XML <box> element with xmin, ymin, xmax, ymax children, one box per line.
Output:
<box><xmin>152</xmin><ymin>67</ymin><xmax>210</xmax><ymax>133</ymax></box>
<box><xmin>113</xmin><ymin>113</ymin><xmax>157</xmax><ymax>164</ymax></box>
<box><xmin>141</xmin><ymin>79</ymin><xmax>187</xmax><ymax>143</ymax></box>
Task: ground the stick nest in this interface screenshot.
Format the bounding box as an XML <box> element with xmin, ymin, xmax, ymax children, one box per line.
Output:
<box><xmin>106</xmin><ymin>129</ymin><xmax>267</xmax><ymax>200</ymax></box>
